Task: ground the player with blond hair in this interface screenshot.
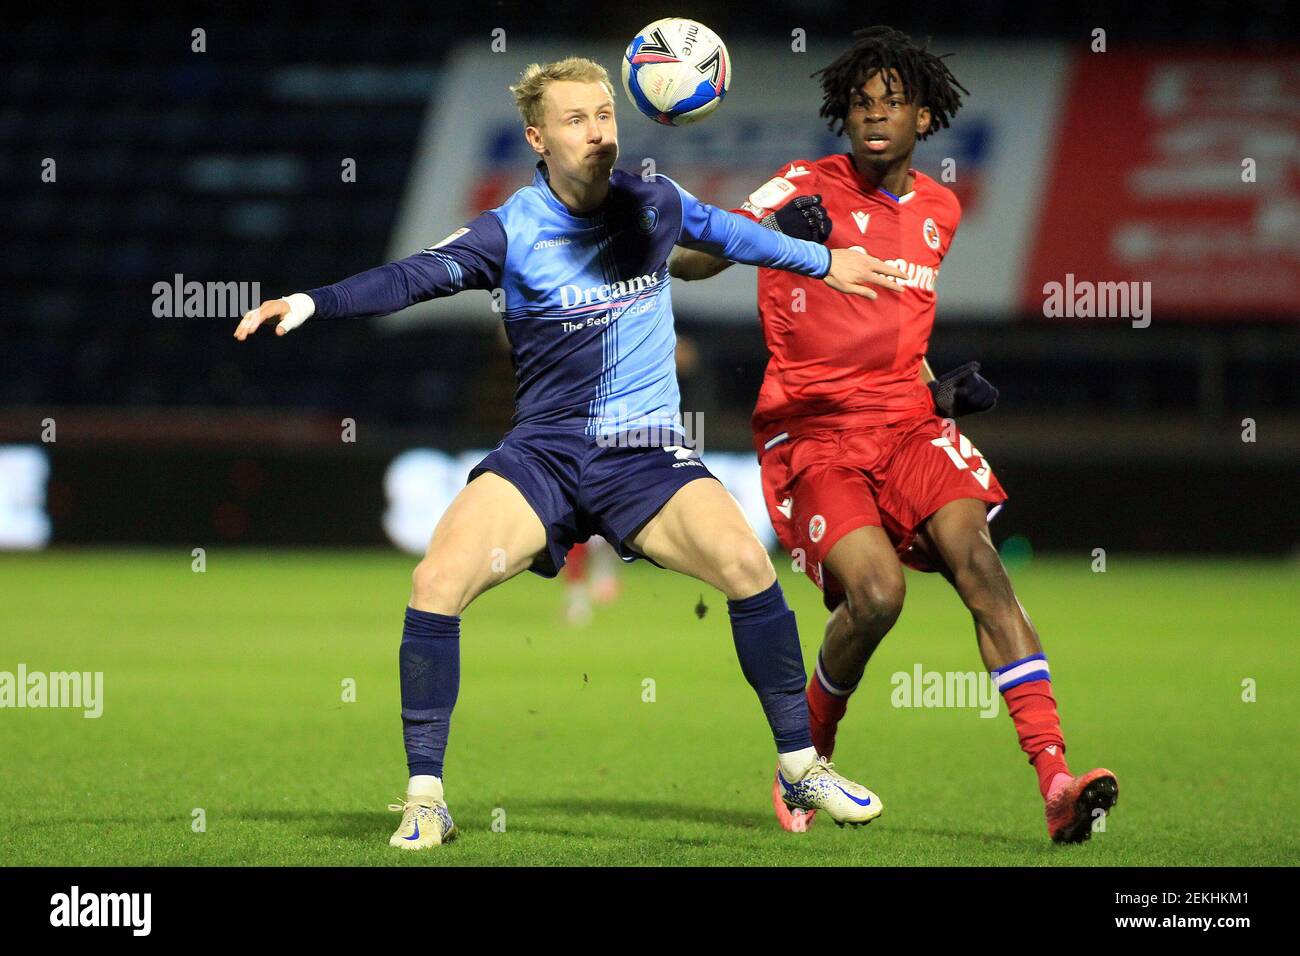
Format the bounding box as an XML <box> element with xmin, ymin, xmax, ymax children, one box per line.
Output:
<box><xmin>236</xmin><ymin>56</ymin><xmax>909</xmax><ymax>848</ymax></box>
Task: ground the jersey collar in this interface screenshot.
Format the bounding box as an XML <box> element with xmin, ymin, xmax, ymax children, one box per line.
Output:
<box><xmin>844</xmin><ymin>153</ymin><xmax>917</xmax><ymax>203</ymax></box>
<box><xmin>533</xmin><ymin>160</ymin><xmax>609</xmax><ymax>222</ymax></box>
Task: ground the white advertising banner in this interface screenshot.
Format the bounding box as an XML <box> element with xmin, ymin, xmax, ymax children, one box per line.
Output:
<box><xmin>386</xmin><ymin>39</ymin><xmax>1068</xmax><ymax>325</ymax></box>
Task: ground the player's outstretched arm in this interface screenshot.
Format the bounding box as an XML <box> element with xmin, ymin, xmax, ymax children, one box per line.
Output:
<box><xmin>668</xmin><ymin>176</ymin><xmax>904</xmax><ymax>299</ymax></box>
<box><xmin>669</xmin><ymin>194</ymin><xmax>833</xmax><ymax>281</ymax></box>
<box><xmin>677</xmin><ymin>211</ymin><xmax>905</xmax><ymax>299</ymax></box>
<box><xmin>233</xmin><ymin>213</ymin><xmax>505</xmax><ymax>341</ymax></box>
<box><xmin>668</xmin><ymin>247</ymin><xmax>732</xmax><ymax>281</ymax></box>
<box><xmin>671</xmin><ymin>192</ymin><xmax>835</xmax><ymax>282</ymax></box>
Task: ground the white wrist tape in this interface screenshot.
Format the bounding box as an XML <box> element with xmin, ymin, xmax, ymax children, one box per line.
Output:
<box><xmin>279</xmin><ymin>292</ymin><xmax>316</xmax><ymax>333</ymax></box>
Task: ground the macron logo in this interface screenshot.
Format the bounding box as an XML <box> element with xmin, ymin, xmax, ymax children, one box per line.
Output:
<box><xmin>50</xmin><ymin>886</ymin><xmax>151</xmax><ymax>936</ymax></box>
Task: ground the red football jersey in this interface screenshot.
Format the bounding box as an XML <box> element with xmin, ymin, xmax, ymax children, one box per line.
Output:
<box><xmin>733</xmin><ymin>154</ymin><xmax>962</xmax><ymax>451</ymax></box>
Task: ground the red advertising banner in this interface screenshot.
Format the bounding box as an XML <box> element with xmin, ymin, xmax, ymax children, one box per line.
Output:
<box><xmin>1026</xmin><ymin>52</ymin><xmax>1299</xmax><ymax>320</ymax></box>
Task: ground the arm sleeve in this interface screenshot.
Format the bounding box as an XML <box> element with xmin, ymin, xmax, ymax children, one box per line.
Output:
<box><xmin>664</xmin><ymin>175</ymin><xmax>831</xmax><ymax>279</ymax></box>
<box><xmin>304</xmin><ymin>212</ymin><xmax>507</xmax><ymax>319</ymax></box>
<box><xmin>729</xmin><ymin>163</ymin><xmax>815</xmax><ymax>222</ymax></box>
<box><xmin>941</xmin><ymin>197</ymin><xmax>963</xmax><ymax>259</ymax></box>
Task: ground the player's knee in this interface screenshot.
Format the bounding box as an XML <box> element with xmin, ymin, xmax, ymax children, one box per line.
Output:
<box><xmin>714</xmin><ymin>534</ymin><xmax>776</xmax><ymax>600</ymax></box>
<box><xmin>410</xmin><ymin>558</ymin><xmax>471</xmax><ymax>616</ymax></box>
<box><xmin>843</xmin><ymin>571</ymin><xmax>905</xmax><ymax>638</ymax></box>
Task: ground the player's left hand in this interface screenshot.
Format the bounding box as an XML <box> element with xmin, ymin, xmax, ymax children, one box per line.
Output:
<box><xmin>929</xmin><ymin>361</ymin><xmax>999</xmax><ymax>417</ymax></box>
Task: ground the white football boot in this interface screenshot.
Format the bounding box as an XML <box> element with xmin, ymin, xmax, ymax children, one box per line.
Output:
<box><xmin>388</xmin><ymin>780</ymin><xmax>457</xmax><ymax>849</ymax></box>
<box><xmin>776</xmin><ymin>756</ymin><xmax>883</xmax><ymax>827</ymax></box>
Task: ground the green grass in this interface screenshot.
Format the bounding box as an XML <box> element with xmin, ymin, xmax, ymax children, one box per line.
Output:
<box><xmin>0</xmin><ymin>550</ymin><xmax>1296</xmax><ymax>866</ymax></box>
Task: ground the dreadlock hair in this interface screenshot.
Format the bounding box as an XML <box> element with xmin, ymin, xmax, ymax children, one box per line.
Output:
<box><xmin>813</xmin><ymin>26</ymin><xmax>968</xmax><ymax>140</ymax></box>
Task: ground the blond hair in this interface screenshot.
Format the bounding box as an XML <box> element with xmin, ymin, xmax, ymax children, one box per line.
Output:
<box><xmin>509</xmin><ymin>57</ymin><xmax>615</xmax><ymax>128</ymax></box>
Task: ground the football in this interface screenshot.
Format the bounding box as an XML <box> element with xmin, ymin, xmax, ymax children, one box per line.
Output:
<box><xmin>621</xmin><ymin>17</ymin><xmax>731</xmax><ymax>126</ymax></box>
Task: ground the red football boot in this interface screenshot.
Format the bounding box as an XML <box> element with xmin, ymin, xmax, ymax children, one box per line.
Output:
<box><xmin>1045</xmin><ymin>768</ymin><xmax>1119</xmax><ymax>843</ymax></box>
<box><xmin>772</xmin><ymin>769</ymin><xmax>815</xmax><ymax>832</ymax></box>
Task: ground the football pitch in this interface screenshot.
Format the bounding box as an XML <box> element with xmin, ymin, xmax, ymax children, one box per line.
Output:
<box><xmin>1</xmin><ymin>550</ymin><xmax>1296</xmax><ymax>867</ymax></box>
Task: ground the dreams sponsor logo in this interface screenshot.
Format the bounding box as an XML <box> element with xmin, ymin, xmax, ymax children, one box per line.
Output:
<box><xmin>559</xmin><ymin>271</ymin><xmax>662</xmax><ymax>309</ymax></box>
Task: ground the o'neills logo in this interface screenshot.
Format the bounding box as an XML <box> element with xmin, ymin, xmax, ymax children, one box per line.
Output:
<box><xmin>560</xmin><ymin>271</ymin><xmax>661</xmax><ymax>308</ymax></box>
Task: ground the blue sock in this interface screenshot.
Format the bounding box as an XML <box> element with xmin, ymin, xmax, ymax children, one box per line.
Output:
<box><xmin>400</xmin><ymin>607</ymin><xmax>460</xmax><ymax>779</ymax></box>
<box><xmin>727</xmin><ymin>580</ymin><xmax>813</xmax><ymax>753</ymax></box>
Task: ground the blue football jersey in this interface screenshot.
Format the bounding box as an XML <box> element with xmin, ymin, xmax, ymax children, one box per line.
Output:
<box><xmin>307</xmin><ymin>162</ymin><xmax>830</xmax><ymax>436</ymax></box>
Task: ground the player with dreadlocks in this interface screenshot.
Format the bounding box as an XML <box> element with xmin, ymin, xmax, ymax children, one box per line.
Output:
<box><xmin>670</xmin><ymin>26</ymin><xmax>1118</xmax><ymax>842</ymax></box>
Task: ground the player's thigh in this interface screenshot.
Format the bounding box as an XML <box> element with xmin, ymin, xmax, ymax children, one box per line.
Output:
<box><xmin>627</xmin><ymin>477</ymin><xmax>776</xmax><ymax>599</ymax></box>
<box><xmin>411</xmin><ymin>471</ymin><xmax>548</xmax><ymax>614</ymax></box>
<box><xmin>784</xmin><ymin>454</ymin><xmax>894</xmax><ymax>612</ymax></box>
<box><xmin>916</xmin><ymin>497</ymin><xmax>1014</xmax><ymax>606</ymax></box>
<box><xmin>878</xmin><ymin>416</ymin><xmax>1005</xmax><ymax>559</ymax></box>
<box><xmin>823</xmin><ymin>524</ymin><xmax>907</xmax><ymax>627</ymax></box>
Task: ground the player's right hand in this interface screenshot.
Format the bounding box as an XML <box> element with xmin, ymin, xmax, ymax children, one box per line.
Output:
<box><xmin>823</xmin><ymin>247</ymin><xmax>908</xmax><ymax>300</ymax></box>
<box><xmin>233</xmin><ymin>294</ymin><xmax>314</xmax><ymax>340</ymax></box>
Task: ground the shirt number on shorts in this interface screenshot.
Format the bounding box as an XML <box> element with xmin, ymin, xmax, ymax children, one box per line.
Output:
<box><xmin>931</xmin><ymin>434</ymin><xmax>992</xmax><ymax>489</ymax></box>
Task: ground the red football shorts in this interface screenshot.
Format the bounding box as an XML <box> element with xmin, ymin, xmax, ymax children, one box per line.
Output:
<box><xmin>759</xmin><ymin>414</ymin><xmax>1007</xmax><ymax>609</ymax></box>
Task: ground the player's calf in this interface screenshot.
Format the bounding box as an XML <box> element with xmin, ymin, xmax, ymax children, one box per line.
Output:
<box><xmin>924</xmin><ymin>500</ymin><xmax>1116</xmax><ymax>839</ymax></box>
<box><xmin>806</xmin><ymin>533</ymin><xmax>906</xmax><ymax>758</ymax></box>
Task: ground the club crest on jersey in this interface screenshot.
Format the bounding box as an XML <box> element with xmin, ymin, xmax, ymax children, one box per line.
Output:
<box><xmin>808</xmin><ymin>514</ymin><xmax>826</xmax><ymax>543</ymax></box>
<box><xmin>923</xmin><ymin>217</ymin><xmax>941</xmax><ymax>250</ymax></box>
<box><xmin>637</xmin><ymin>206</ymin><xmax>659</xmax><ymax>234</ymax></box>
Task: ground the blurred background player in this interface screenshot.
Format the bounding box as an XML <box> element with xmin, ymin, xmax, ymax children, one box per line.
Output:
<box><xmin>671</xmin><ymin>26</ymin><xmax>1117</xmax><ymax>842</ymax></box>
<box><xmin>561</xmin><ymin>537</ymin><xmax>621</xmax><ymax>625</ymax></box>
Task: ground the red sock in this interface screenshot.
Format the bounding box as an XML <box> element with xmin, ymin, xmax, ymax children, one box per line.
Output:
<box><xmin>563</xmin><ymin>542</ymin><xmax>588</xmax><ymax>581</ymax></box>
<box><xmin>1002</xmin><ymin>679</ymin><xmax>1070</xmax><ymax>798</ymax></box>
<box><xmin>806</xmin><ymin>676</ymin><xmax>849</xmax><ymax>758</ymax></box>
